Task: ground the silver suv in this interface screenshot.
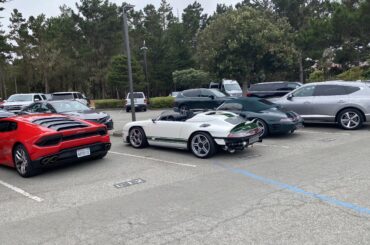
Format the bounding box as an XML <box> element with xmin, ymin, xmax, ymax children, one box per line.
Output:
<box><xmin>1</xmin><ymin>93</ymin><xmax>47</xmax><ymax>114</ymax></box>
<box><xmin>271</xmin><ymin>81</ymin><xmax>370</xmax><ymax>130</ymax></box>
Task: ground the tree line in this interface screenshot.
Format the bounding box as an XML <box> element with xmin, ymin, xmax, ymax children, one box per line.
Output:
<box><xmin>0</xmin><ymin>0</ymin><xmax>369</xmax><ymax>99</ymax></box>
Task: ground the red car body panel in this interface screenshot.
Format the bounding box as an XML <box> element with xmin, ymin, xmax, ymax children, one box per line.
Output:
<box><xmin>0</xmin><ymin>114</ymin><xmax>111</xmax><ymax>168</ymax></box>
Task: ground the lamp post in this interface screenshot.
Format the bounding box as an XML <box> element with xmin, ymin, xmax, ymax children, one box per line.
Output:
<box><xmin>122</xmin><ymin>3</ymin><xmax>136</xmax><ymax>121</ymax></box>
<box><xmin>140</xmin><ymin>40</ymin><xmax>149</xmax><ymax>98</ymax></box>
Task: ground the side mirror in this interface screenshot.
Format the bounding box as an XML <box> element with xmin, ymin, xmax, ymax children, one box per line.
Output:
<box><xmin>209</xmin><ymin>95</ymin><xmax>215</xmax><ymax>100</ymax></box>
<box><xmin>152</xmin><ymin>118</ymin><xmax>156</xmax><ymax>123</ymax></box>
<box><xmin>34</xmin><ymin>98</ymin><xmax>40</xmax><ymax>102</ymax></box>
<box><xmin>287</xmin><ymin>94</ymin><xmax>294</xmax><ymax>100</ymax></box>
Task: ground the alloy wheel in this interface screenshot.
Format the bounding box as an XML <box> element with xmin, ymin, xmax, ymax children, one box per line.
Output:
<box><xmin>340</xmin><ymin>111</ymin><xmax>360</xmax><ymax>129</ymax></box>
<box><xmin>191</xmin><ymin>134</ymin><xmax>211</xmax><ymax>158</ymax></box>
<box><xmin>129</xmin><ymin>128</ymin><xmax>143</xmax><ymax>147</ymax></box>
<box><xmin>14</xmin><ymin>147</ymin><xmax>29</xmax><ymax>176</ymax></box>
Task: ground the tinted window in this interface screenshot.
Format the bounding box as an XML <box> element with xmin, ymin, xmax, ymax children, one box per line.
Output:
<box><xmin>201</xmin><ymin>89</ymin><xmax>214</xmax><ymax>97</ymax></box>
<box><xmin>41</xmin><ymin>95</ymin><xmax>47</xmax><ymax>100</ymax></box>
<box><xmin>292</xmin><ymin>86</ymin><xmax>315</xmax><ymax>97</ymax></box>
<box><xmin>127</xmin><ymin>93</ymin><xmax>144</xmax><ymax>99</ymax></box>
<box><xmin>183</xmin><ymin>90</ymin><xmax>201</xmax><ymax>97</ymax></box>
<box><xmin>26</xmin><ymin>103</ymin><xmax>53</xmax><ymax>113</ymax></box>
<box><xmin>0</xmin><ymin>121</ymin><xmax>17</xmax><ymax>132</ymax></box>
<box><xmin>345</xmin><ymin>86</ymin><xmax>360</xmax><ymax>94</ymax></box>
<box><xmin>77</xmin><ymin>93</ymin><xmax>83</xmax><ymax>99</ymax></box>
<box><xmin>218</xmin><ymin>102</ymin><xmax>243</xmax><ymax>111</ymax></box>
<box><xmin>249</xmin><ymin>84</ymin><xmax>271</xmax><ymax>92</ymax></box>
<box><xmin>209</xmin><ymin>89</ymin><xmax>227</xmax><ymax>97</ymax></box>
<box><xmin>314</xmin><ymin>85</ymin><xmax>348</xmax><ymax>96</ymax></box>
<box><xmin>50</xmin><ymin>101</ymin><xmax>90</xmax><ymax>112</ymax></box>
<box><xmin>287</xmin><ymin>83</ymin><xmax>301</xmax><ymax>89</ymax></box>
<box><xmin>52</xmin><ymin>93</ymin><xmax>74</xmax><ymax>100</ymax></box>
<box><xmin>34</xmin><ymin>95</ymin><xmax>42</xmax><ymax>101</ymax></box>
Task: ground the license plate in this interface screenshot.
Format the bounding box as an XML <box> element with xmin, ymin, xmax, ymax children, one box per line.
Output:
<box><xmin>249</xmin><ymin>136</ymin><xmax>259</xmax><ymax>144</ymax></box>
<box><xmin>77</xmin><ymin>148</ymin><xmax>91</xmax><ymax>158</ymax></box>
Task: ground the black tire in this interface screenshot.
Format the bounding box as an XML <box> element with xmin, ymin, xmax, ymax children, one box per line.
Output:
<box><xmin>143</xmin><ymin>107</ymin><xmax>147</xmax><ymax>112</ymax></box>
<box><xmin>129</xmin><ymin>127</ymin><xmax>148</xmax><ymax>148</ymax></box>
<box><xmin>126</xmin><ymin>108</ymin><xmax>130</xmax><ymax>112</ymax></box>
<box><xmin>254</xmin><ymin>118</ymin><xmax>269</xmax><ymax>138</ymax></box>
<box><xmin>338</xmin><ymin>109</ymin><xmax>363</xmax><ymax>130</ymax></box>
<box><xmin>179</xmin><ymin>104</ymin><xmax>189</xmax><ymax>114</ymax></box>
<box><xmin>13</xmin><ymin>144</ymin><xmax>40</xmax><ymax>178</ymax></box>
<box><xmin>189</xmin><ymin>132</ymin><xmax>216</xmax><ymax>159</ymax></box>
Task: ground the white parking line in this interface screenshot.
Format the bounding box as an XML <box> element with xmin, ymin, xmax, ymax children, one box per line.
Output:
<box><xmin>109</xmin><ymin>151</ymin><xmax>197</xmax><ymax>168</ymax></box>
<box><xmin>0</xmin><ymin>180</ymin><xmax>43</xmax><ymax>202</ymax></box>
<box><xmin>256</xmin><ymin>143</ymin><xmax>290</xmax><ymax>149</ymax></box>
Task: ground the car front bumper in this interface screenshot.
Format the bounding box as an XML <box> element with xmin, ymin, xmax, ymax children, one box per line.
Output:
<box><xmin>31</xmin><ymin>142</ymin><xmax>111</xmax><ymax>168</ymax></box>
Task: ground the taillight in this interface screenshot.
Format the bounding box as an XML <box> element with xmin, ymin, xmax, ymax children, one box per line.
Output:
<box><xmin>144</xmin><ymin>99</ymin><xmax>148</xmax><ymax>104</ymax></box>
<box><xmin>246</xmin><ymin>92</ymin><xmax>252</xmax><ymax>97</ymax></box>
<box><xmin>36</xmin><ymin>134</ymin><xmax>62</xmax><ymax>147</ymax></box>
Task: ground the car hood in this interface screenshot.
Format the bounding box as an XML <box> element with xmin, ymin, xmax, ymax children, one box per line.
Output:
<box><xmin>3</xmin><ymin>101</ymin><xmax>32</xmax><ymax>106</ymax></box>
<box><xmin>62</xmin><ymin>110</ymin><xmax>108</xmax><ymax>120</ymax></box>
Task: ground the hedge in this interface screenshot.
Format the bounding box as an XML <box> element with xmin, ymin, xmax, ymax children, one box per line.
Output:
<box><xmin>94</xmin><ymin>99</ymin><xmax>125</xmax><ymax>109</ymax></box>
<box><xmin>148</xmin><ymin>96</ymin><xmax>174</xmax><ymax>109</ymax></box>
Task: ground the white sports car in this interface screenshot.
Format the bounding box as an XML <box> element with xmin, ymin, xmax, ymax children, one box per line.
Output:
<box><xmin>123</xmin><ymin>111</ymin><xmax>262</xmax><ymax>158</ymax></box>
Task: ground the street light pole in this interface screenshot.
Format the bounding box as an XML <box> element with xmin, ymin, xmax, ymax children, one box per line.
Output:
<box><xmin>140</xmin><ymin>40</ymin><xmax>149</xmax><ymax>98</ymax></box>
<box><xmin>122</xmin><ymin>3</ymin><xmax>136</xmax><ymax>121</ymax></box>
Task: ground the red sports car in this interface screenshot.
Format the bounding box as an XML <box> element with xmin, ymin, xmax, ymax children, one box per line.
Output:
<box><xmin>0</xmin><ymin>111</ymin><xmax>111</xmax><ymax>177</ymax></box>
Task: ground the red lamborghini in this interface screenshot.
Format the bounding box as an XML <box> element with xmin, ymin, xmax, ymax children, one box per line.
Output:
<box><xmin>0</xmin><ymin>111</ymin><xmax>111</xmax><ymax>177</ymax></box>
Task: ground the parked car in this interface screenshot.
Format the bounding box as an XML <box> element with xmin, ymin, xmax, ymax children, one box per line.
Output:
<box><xmin>51</xmin><ymin>92</ymin><xmax>90</xmax><ymax>106</ymax></box>
<box><xmin>174</xmin><ymin>88</ymin><xmax>232</xmax><ymax>113</ymax></box>
<box><xmin>0</xmin><ymin>109</ymin><xmax>15</xmax><ymax>118</ymax></box>
<box><xmin>271</xmin><ymin>81</ymin><xmax>370</xmax><ymax>130</ymax></box>
<box><xmin>0</xmin><ymin>93</ymin><xmax>47</xmax><ymax>113</ymax></box>
<box><xmin>247</xmin><ymin>81</ymin><xmax>302</xmax><ymax>98</ymax></box>
<box><xmin>0</xmin><ymin>114</ymin><xmax>111</xmax><ymax>177</ymax></box>
<box><xmin>210</xmin><ymin>79</ymin><xmax>243</xmax><ymax>97</ymax></box>
<box><xmin>20</xmin><ymin>100</ymin><xmax>114</xmax><ymax>130</ymax></box>
<box><xmin>125</xmin><ymin>92</ymin><xmax>147</xmax><ymax>112</ymax></box>
<box><xmin>217</xmin><ymin>97</ymin><xmax>303</xmax><ymax>137</ymax></box>
<box><xmin>123</xmin><ymin>111</ymin><xmax>262</xmax><ymax>158</ymax></box>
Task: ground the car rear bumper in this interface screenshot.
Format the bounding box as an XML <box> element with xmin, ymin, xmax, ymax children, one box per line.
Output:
<box><xmin>32</xmin><ymin>142</ymin><xmax>111</xmax><ymax>168</ymax></box>
<box><xmin>214</xmin><ymin>134</ymin><xmax>262</xmax><ymax>151</ymax></box>
<box><xmin>126</xmin><ymin>104</ymin><xmax>147</xmax><ymax>110</ymax></box>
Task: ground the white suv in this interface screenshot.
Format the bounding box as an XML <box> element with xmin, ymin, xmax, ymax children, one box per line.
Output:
<box><xmin>1</xmin><ymin>93</ymin><xmax>47</xmax><ymax>113</ymax></box>
<box><xmin>126</xmin><ymin>92</ymin><xmax>147</xmax><ymax>112</ymax></box>
<box><xmin>52</xmin><ymin>92</ymin><xmax>89</xmax><ymax>106</ymax></box>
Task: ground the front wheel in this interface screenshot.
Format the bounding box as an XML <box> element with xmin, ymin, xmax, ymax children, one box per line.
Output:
<box><xmin>179</xmin><ymin>104</ymin><xmax>189</xmax><ymax>114</ymax></box>
<box><xmin>190</xmin><ymin>132</ymin><xmax>216</xmax><ymax>158</ymax></box>
<box><xmin>338</xmin><ymin>109</ymin><xmax>363</xmax><ymax>130</ymax></box>
<box><xmin>129</xmin><ymin>127</ymin><xmax>148</xmax><ymax>148</ymax></box>
<box><xmin>13</xmin><ymin>144</ymin><xmax>40</xmax><ymax>178</ymax></box>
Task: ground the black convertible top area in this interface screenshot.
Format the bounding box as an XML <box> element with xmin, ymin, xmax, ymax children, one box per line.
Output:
<box><xmin>32</xmin><ymin>117</ymin><xmax>88</xmax><ymax>131</ymax></box>
<box><xmin>0</xmin><ymin>110</ymin><xmax>15</xmax><ymax>119</ymax></box>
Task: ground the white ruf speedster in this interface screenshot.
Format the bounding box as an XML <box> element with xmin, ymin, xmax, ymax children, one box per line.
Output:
<box><xmin>122</xmin><ymin>111</ymin><xmax>262</xmax><ymax>158</ymax></box>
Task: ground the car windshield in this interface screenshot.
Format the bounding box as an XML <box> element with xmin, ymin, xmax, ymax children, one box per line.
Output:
<box><xmin>52</xmin><ymin>94</ymin><xmax>74</xmax><ymax>100</ymax></box>
<box><xmin>50</xmin><ymin>101</ymin><xmax>90</xmax><ymax>113</ymax></box>
<box><xmin>224</xmin><ymin>84</ymin><xmax>241</xmax><ymax>91</ymax></box>
<box><xmin>210</xmin><ymin>89</ymin><xmax>227</xmax><ymax>97</ymax></box>
<box><xmin>7</xmin><ymin>94</ymin><xmax>33</xmax><ymax>102</ymax></box>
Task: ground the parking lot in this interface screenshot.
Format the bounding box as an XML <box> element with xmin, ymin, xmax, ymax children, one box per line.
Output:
<box><xmin>1</xmin><ymin>109</ymin><xmax>370</xmax><ymax>244</ymax></box>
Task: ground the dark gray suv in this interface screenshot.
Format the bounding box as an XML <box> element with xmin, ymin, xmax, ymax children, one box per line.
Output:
<box><xmin>271</xmin><ymin>81</ymin><xmax>370</xmax><ymax>130</ymax></box>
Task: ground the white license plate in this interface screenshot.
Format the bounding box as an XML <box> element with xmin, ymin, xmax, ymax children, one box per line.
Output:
<box><xmin>249</xmin><ymin>136</ymin><xmax>259</xmax><ymax>144</ymax></box>
<box><xmin>77</xmin><ymin>148</ymin><xmax>91</xmax><ymax>158</ymax></box>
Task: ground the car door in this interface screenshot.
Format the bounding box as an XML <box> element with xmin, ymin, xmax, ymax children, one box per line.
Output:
<box><xmin>200</xmin><ymin>89</ymin><xmax>219</xmax><ymax>109</ymax></box>
<box><xmin>0</xmin><ymin>120</ymin><xmax>18</xmax><ymax>166</ymax></box>
<box><xmin>310</xmin><ymin>85</ymin><xmax>350</xmax><ymax>121</ymax></box>
<box><xmin>279</xmin><ymin>85</ymin><xmax>316</xmax><ymax>117</ymax></box>
<box><xmin>144</xmin><ymin>120</ymin><xmax>187</xmax><ymax>148</ymax></box>
<box><xmin>182</xmin><ymin>89</ymin><xmax>202</xmax><ymax>110</ymax></box>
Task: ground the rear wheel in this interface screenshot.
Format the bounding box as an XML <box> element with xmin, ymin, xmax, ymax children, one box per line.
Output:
<box><xmin>190</xmin><ymin>132</ymin><xmax>216</xmax><ymax>158</ymax></box>
<box><xmin>13</xmin><ymin>144</ymin><xmax>40</xmax><ymax>178</ymax></box>
<box><xmin>338</xmin><ymin>109</ymin><xmax>363</xmax><ymax>130</ymax></box>
<box><xmin>254</xmin><ymin>118</ymin><xmax>269</xmax><ymax>138</ymax></box>
<box><xmin>129</xmin><ymin>127</ymin><xmax>148</xmax><ymax>148</ymax></box>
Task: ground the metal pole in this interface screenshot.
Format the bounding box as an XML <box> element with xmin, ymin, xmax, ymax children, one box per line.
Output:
<box><xmin>123</xmin><ymin>4</ymin><xmax>136</xmax><ymax>121</ymax></box>
<box><xmin>141</xmin><ymin>40</ymin><xmax>149</xmax><ymax>98</ymax></box>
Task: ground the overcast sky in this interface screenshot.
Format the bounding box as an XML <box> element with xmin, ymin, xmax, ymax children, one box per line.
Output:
<box><xmin>1</xmin><ymin>0</ymin><xmax>241</xmax><ymax>30</ymax></box>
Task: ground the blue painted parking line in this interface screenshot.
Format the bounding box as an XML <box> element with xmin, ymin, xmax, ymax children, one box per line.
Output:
<box><xmin>219</xmin><ymin>163</ymin><xmax>370</xmax><ymax>215</ymax></box>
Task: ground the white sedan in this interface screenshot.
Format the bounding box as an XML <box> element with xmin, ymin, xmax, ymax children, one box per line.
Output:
<box><xmin>123</xmin><ymin>111</ymin><xmax>262</xmax><ymax>158</ymax></box>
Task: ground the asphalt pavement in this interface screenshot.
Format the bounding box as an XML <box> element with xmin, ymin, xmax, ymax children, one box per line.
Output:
<box><xmin>1</xmin><ymin>110</ymin><xmax>370</xmax><ymax>244</ymax></box>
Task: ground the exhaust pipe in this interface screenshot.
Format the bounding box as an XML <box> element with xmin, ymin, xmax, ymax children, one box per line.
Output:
<box><xmin>41</xmin><ymin>156</ymin><xmax>59</xmax><ymax>165</ymax></box>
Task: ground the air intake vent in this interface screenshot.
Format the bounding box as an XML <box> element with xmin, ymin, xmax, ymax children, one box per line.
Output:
<box><xmin>32</xmin><ymin>117</ymin><xmax>88</xmax><ymax>131</ymax></box>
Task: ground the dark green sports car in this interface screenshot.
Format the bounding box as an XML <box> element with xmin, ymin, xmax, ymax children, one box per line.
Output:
<box><xmin>217</xmin><ymin>97</ymin><xmax>303</xmax><ymax>137</ymax></box>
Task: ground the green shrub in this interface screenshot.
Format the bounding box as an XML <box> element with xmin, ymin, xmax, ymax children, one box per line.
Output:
<box><xmin>149</xmin><ymin>96</ymin><xmax>174</xmax><ymax>109</ymax></box>
<box><xmin>336</xmin><ymin>67</ymin><xmax>365</xmax><ymax>81</ymax></box>
<box><xmin>94</xmin><ymin>99</ymin><xmax>125</xmax><ymax>109</ymax></box>
<box><xmin>308</xmin><ymin>69</ymin><xmax>325</xmax><ymax>82</ymax></box>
